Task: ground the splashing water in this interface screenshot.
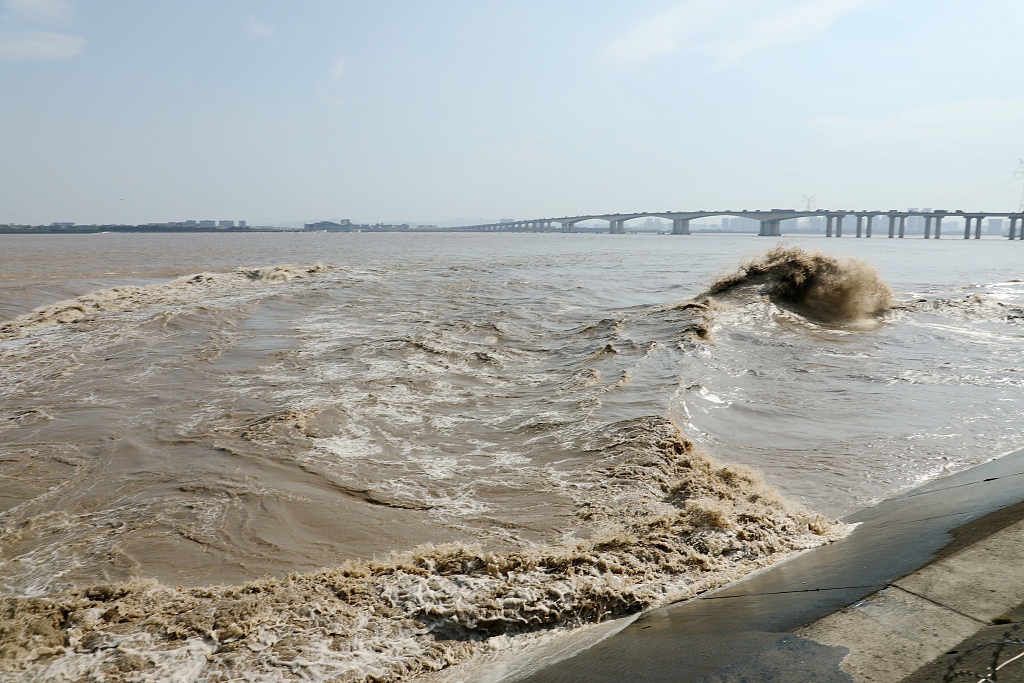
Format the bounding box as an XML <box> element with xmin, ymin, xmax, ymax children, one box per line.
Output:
<box><xmin>706</xmin><ymin>246</ymin><xmax>893</xmax><ymax>324</ymax></box>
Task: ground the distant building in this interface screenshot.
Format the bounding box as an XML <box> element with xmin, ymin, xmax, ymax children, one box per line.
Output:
<box><xmin>238</xmin><ymin>220</ymin><xmax>247</xmax><ymax>229</ymax></box>
<box><xmin>197</xmin><ymin>220</ymin><xmax>216</xmax><ymax>228</ymax></box>
<box><xmin>50</xmin><ymin>222</ymin><xmax>75</xmax><ymax>227</ymax></box>
<box><xmin>305</xmin><ymin>219</ymin><xmax>353</xmax><ymax>231</ymax></box>
<box><xmin>218</xmin><ymin>220</ymin><xmax>235</xmax><ymax>229</ymax></box>
<box><xmin>906</xmin><ymin>209</ymin><xmax>923</xmax><ymax>233</ymax></box>
<box><xmin>721</xmin><ymin>216</ymin><xmax>757</xmax><ymax>232</ymax></box>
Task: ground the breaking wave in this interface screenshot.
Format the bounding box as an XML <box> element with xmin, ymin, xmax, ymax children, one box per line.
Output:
<box><xmin>0</xmin><ymin>418</ymin><xmax>844</xmax><ymax>683</ymax></box>
<box><xmin>705</xmin><ymin>246</ymin><xmax>893</xmax><ymax>324</ymax></box>
<box><xmin>0</xmin><ymin>265</ymin><xmax>332</xmax><ymax>339</ymax></box>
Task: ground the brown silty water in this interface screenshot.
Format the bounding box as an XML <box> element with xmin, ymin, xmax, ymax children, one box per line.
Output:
<box><xmin>1</xmin><ymin>234</ymin><xmax>1022</xmax><ymax>682</ymax></box>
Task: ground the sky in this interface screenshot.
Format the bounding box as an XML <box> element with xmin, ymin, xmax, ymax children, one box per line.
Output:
<box><xmin>2</xmin><ymin>0</ymin><xmax>1024</xmax><ymax>226</ymax></box>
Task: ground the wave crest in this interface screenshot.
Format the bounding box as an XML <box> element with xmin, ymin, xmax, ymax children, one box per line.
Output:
<box><xmin>707</xmin><ymin>246</ymin><xmax>893</xmax><ymax>323</ymax></box>
<box><xmin>0</xmin><ymin>264</ymin><xmax>331</xmax><ymax>338</ymax></box>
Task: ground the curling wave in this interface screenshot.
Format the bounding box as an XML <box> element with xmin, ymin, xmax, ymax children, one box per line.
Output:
<box><xmin>705</xmin><ymin>246</ymin><xmax>893</xmax><ymax>324</ymax></box>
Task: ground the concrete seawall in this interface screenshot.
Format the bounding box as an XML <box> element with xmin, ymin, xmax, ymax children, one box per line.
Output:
<box><xmin>498</xmin><ymin>448</ymin><xmax>1024</xmax><ymax>682</ymax></box>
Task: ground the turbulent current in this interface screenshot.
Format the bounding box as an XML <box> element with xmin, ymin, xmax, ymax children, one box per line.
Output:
<box><xmin>1</xmin><ymin>233</ymin><xmax>1022</xmax><ymax>682</ymax></box>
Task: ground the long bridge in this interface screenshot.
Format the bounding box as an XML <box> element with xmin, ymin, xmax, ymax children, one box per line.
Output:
<box><xmin>448</xmin><ymin>209</ymin><xmax>1024</xmax><ymax>239</ymax></box>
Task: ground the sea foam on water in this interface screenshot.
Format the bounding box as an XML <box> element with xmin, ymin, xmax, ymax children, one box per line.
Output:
<box><xmin>0</xmin><ymin>418</ymin><xmax>845</xmax><ymax>682</ymax></box>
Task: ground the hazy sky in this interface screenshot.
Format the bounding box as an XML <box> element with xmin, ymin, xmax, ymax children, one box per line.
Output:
<box><xmin>2</xmin><ymin>0</ymin><xmax>1024</xmax><ymax>225</ymax></box>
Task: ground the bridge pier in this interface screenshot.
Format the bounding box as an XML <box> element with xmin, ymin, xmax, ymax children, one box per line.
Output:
<box><xmin>964</xmin><ymin>217</ymin><xmax>972</xmax><ymax>240</ymax></box>
<box><xmin>826</xmin><ymin>215</ymin><xmax>833</xmax><ymax>237</ymax></box>
<box><xmin>758</xmin><ymin>219</ymin><xmax>781</xmax><ymax>236</ymax></box>
<box><xmin>935</xmin><ymin>215</ymin><xmax>942</xmax><ymax>239</ymax></box>
<box><xmin>1010</xmin><ymin>217</ymin><xmax>1018</xmax><ymax>240</ymax></box>
<box><xmin>899</xmin><ymin>215</ymin><xmax>906</xmax><ymax>238</ymax></box>
<box><xmin>835</xmin><ymin>215</ymin><xmax>844</xmax><ymax>237</ymax></box>
<box><xmin>924</xmin><ymin>216</ymin><xmax>932</xmax><ymax>239</ymax></box>
<box><xmin>856</xmin><ymin>215</ymin><xmax>863</xmax><ymax>238</ymax></box>
<box><xmin>608</xmin><ymin>219</ymin><xmax>625</xmax><ymax>234</ymax></box>
<box><xmin>672</xmin><ymin>218</ymin><xmax>690</xmax><ymax>235</ymax></box>
<box><xmin>975</xmin><ymin>217</ymin><xmax>983</xmax><ymax>239</ymax></box>
<box><xmin>888</xmin><ymin>215</ymin><xmax>896</xmax><ymax>238</ymax></box>
<box><xmin>866</xmin><ymin>215</ymin><xmax>873</xmax><ymax>238</ymax></box>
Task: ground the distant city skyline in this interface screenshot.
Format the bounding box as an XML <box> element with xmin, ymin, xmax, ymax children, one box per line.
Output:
<box><xmin>2</xmin><ymin>0</ymin><xmax>1024</xmax><ymax>226</ymax></box>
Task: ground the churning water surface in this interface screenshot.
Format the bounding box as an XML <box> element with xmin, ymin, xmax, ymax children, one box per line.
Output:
<box><xmin>1</xmin><ymin>232</ymin><xmax>1022</xmax><ymax>682</ymax></box>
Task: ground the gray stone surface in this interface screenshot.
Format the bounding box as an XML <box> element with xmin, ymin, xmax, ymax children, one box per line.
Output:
<box><xmin>800</xmin><ymin>586</ymin><xmax>982</xmax><ymax>682</ymax></box>
<box><xmin>896</xmin><ymin>521</ymin><xmax>1024</xmax><ymax>623</ymax></box>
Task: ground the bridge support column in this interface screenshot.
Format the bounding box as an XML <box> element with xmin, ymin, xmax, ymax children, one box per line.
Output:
<box><xmin>608</xmin><ymin>219</ymin><xmax>624</xmax><ymax>234</ymax></box>
<box><xmin>672</xmin><ymin>218</ymin><xmax>690</xmax><ymax>235</ymax></box>
<box><xmin>899</xmin><ymin>215</ymin><xmax>906</xmax><ymax>238</ymax></box>
<box><xmin>935</xmin><ymin>215</ymin><xmax>942</xmax><ymax>239</ymax></box>
<box><xmin>856</xmin><ymin>215</ymin><xmax>863</xmax><ymax>238</ymax></box>
<box><xmin>924</xmin><ymin>216</ymin><xmax>932</xmax><ymax>239</ymax></box>
<box><xmin>826</xmin><ymin>215</ymin><xmax>833</xmax><ymax>237</ymax></box>
<box><xmin>975</xmin><ymin>217</ymin><xmax>983</xmax><ymax>239</ymax></box>
<box><xmin>759</xmin><ymin>220</ymin><xmax>781</xmax><ymax>236</ymax></box>
<box><xmin>1010</xmin><ymin>217</ymin><xmax>1018</xmax><ymax>240</ymax></box>
<box><xmin>866</xmin><ymin>215</ymin><xmax>874</xmax><ymax>238</ymax></box>
<box><xmin>888</xmin><ymin>215</ymin><xmax>896</xmax><ymax>238</ymax></box>
<box><xmin>835</xmin><ymin>215</ymin><xmax>844</xmax><ymax>237</ymax></box>
<box><xmin>964</xmin><ymin>217</ymin><xmax>972</xmax><ymax>239</ymax></box>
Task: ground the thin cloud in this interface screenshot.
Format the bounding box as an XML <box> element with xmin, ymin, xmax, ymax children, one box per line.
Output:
<box><xmin>721</xmin><ymin>0</ymin><xmax>873</xmax><ymax>64</ymax></box>
<box><xmin>1</xmin><ymin>0</ymin><xmax>72</xmax><ymax>23</ymax></box>
<box><xmin>605</xmin><ymin>0</ymin><xmax>728</xmax><ymax>63</ymax></box>
<box><xmin>242</xmin><ymin>15</ymin><xmax>273</xmax><ymax>40</ymax></box>
<box><xmin>0</xmin><ymin>0</ymin><xmax>83</xmax><ymax>61</ymax></box>
<box><xmin>808</xmin><ymin>99</ymin><xmax>1024</xmax><ymax>144</ymax></box>
<box><xmin>0</xmin><ymin>29</ymin><xmax>82</xmax><ymax>60</ymax></box>
<box><xmin>605</xmin><ymin>0</ymin><xmax>872</xmax><ymax>66</ymax></box>
<box><xmin>330</xmin><ymin>56</ymin><xmax>346</xmax><ymax>81</ymax></box>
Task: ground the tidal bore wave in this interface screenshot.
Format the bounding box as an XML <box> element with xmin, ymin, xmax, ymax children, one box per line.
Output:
<box><xmin>0</xmin><ymin>246</ymin><xmax>982</xmax><ymax>682</ymax></box>
<box><xmin>0</xmin><ymin>264</ymin><xmax>331</xmax><ymax>339</ymax></box>
<box><xmin>0</xmin><ymin>419</ymin><xmax>843</xmax><ymax>682</ymax></box>
<box><xmin>705</xmin><ymin>245</ymin><xmax>893</xmax><ymax>324</ymax></box>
